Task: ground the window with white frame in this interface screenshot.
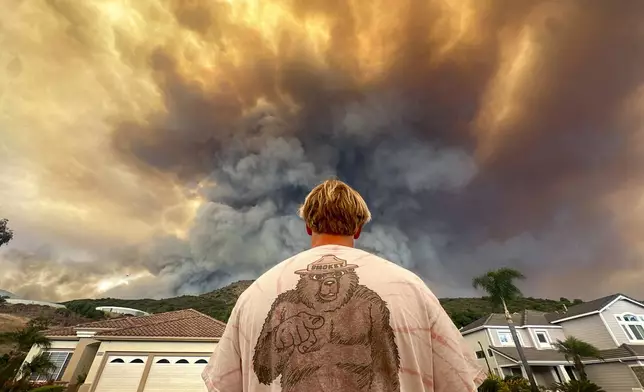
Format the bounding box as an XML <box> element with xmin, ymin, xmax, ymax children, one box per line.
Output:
<box><xmin>534</xmin><ymin>330</ymin><xmax>551</xmax><ymax>348</ymax></box>
<box><xmin>616</xmin><ymin>313</ymin><xmax>644</xmax><ymax>341</ymax></box>
<box><xmin>29</xmin><ymin>351</ymin><xmax>72</xmax><ymax>382</ymax></box>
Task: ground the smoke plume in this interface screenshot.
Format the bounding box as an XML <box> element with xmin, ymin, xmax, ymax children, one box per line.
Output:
<box><xmin>2</xmin><ymin>0</ymin><xmax>644</xmax><ymax>300</ymax></box>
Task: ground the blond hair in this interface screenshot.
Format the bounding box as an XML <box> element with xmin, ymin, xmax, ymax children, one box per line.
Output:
<box><xmin>298</xmin><ymin>178</ymin><xmax>372</xmax><ymax>236</ymax></box>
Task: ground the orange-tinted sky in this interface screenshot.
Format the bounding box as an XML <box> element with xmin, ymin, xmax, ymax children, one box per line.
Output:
<box><xmin>2</xmin><ymin>0</ymin><xmax>644</xmax><ymax>301</ymax></box>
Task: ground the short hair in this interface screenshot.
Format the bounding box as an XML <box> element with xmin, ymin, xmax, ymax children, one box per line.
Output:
<box><xmin>298</xmin><ymin>179</ymin><xmax>372</xmax><ymax>236</ymax></box>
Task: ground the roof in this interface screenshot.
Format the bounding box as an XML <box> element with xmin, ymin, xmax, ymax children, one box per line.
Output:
<box><xmin>600</xmin><ymin>344</ymin><xmax>644</xmax><ymax>360</ymax></box>
<box><xmin>45</xmin><ymin>309</ymin><xmax>226</xmax><ymax>340</ymax></box>
<box><xmin>490</xmin><ymin>347</ymin><xmax>568</xmax><ymax>363</ymax></box>
<box><xmin>493</xmin><ymin>344</ymin><xmax>644</xmax><ymax>364</ymax></box>
<box><xmin>461</xmin><ymin>310</ymin><xmax>553</xmax><ymax>333</ymax></box>
<box><xmin>96</xmin><ymin>309</ymin><xmax>227</xmax><ymax>338</ymax></box>
<box><xmin>547</xmin><ymin>294</ymin><xmax>644</xmax><ymax>323</ymax></box>
<box><xmin>43</xmin><ymin>326</ymin><xmax>76</xmax><ymax>337</ymax></box>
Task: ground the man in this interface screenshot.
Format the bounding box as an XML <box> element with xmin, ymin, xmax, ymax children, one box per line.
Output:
<box><xmin>203</xmin><ymin>179</ymin><xmax>484</xmax><ymax>391</ymax></box>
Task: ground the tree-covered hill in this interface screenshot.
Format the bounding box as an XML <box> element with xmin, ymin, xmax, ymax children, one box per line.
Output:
<box><xmin>63</xmin><ymin>280</ymin><xmax>582</xmax><ymax>328</ymax></box>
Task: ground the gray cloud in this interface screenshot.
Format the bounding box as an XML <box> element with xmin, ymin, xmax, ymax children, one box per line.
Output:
<box><xmin>4</xmin><ymin>0</ymin><xmax>644</xmax><ymax>301</ymax></box>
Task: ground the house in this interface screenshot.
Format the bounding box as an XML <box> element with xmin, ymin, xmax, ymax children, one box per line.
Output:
<box><xmin>461</xmin><ymin>294</ymin><xmax>644</xmax><ymax>392</ymax></box>
<box><xmin>21</xmin><ymin>309</ymin><xmax>225</xmax><ymax>392</ymax></box>
<box><xmin>460</xmin><ymin>309</ymin><xmax>576</xmax><ymax>386</ymax></box>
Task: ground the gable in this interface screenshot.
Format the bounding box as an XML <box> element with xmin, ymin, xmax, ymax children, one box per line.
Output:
<box><xmin>605</xmin><ymin>298</ymin><xmax>644</xmax><ymax>317</ymax></box>
<box><xmin>550</xmin><ymin>294</ymin><xmax>644</xmax><ymax>323</ymax></box>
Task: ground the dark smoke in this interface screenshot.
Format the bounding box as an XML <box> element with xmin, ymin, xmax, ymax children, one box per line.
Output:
<box><xmin>103</xmin><ymin>0</ymin><xmax>644</xmax><ymax>299</ymax></box>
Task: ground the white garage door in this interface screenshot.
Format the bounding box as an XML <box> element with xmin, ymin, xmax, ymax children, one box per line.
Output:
<box><xmin>142</xmin><ymin>356</ymin><xmax>209</xmax><ymax>392</ymax></box>
<box><xmin>94</xmin><ymin>355</ymin><xmax>147</xmax><ymax>392</ymax></box>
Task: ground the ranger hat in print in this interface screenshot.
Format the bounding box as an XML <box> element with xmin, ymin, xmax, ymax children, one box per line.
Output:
<box><xmin>294</xmin><ymin>254</ymin><xmax>359</xmax><ymax>275</ymax></box>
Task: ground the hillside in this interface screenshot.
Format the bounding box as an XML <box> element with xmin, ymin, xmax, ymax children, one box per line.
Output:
<box><xmin>63</xmin><ymin>280</ymin><xmax>254</xmax><ymax>322</ymax></box>
<box><xmin>62</xmin><ymin>280</ymin><xmax>581</xmax><ymax>328</ymax></box>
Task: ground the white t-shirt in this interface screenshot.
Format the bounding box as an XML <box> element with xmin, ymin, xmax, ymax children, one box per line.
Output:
<box><xmin>203</xmin><ymin>244</ymin><xmax>485</xmax><ymax>392</ymax></box>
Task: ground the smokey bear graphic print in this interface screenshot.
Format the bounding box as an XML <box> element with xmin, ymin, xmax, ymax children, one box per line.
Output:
<box><xmin>252</xmin><ymin>254</ymin><xmax>401</xmax><ymax>392</ymax></box>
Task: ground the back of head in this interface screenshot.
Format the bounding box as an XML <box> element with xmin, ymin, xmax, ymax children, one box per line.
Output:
<box><xmin>298</xmin><ymin>179</ymin><xmax>372</xmax><ymax>236</ymax></box>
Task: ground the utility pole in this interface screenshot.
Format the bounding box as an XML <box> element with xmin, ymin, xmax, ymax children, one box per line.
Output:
<box><xmin>478</xmin><ymin>341</ymin><xmax>493</xmax><ymax>375</ymax></box>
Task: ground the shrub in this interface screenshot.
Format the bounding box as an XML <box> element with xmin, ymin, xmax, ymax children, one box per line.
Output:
<box><xmin>503</xmin><ymin>377</ymin><xmax>531</xmax><ymax>392</ymax></box>
<box><xmin>479</xmin><ymin>374</ymin><xmax>504</xmax><ymax>392</ymax></box>
<box><xmin>28</xmin><ymin>385</ymin><xmax>65</xmax><ymax>392</ymax></box>
<box><xmin>551</xmin><ymin>380</ymin><xmax>605</xmax><ymax>392</ymax></box>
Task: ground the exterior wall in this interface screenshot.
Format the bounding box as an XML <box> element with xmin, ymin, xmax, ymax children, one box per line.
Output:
<box><xmin>558</xmin><ymin>315</ymin><xmax>616</xmax><ymax>350</ymax></box>
<box><xmin>62</xmin><ymin>339</ymin><xmax>100</xmax><ymax>384</ymax></box>
<box><xmin>493</xmin><ymin>353</ymin><xmax>516</xmax><ymax>367</ymax></box>
<box><xmin>602</xmin><ymin>299</ymin><xmax>644</xmax><ymax>345</ymax></box>
<box><xmin>22</xmin><ymin>339</ymin><xmax>78</xmax><ymax>365</ymax></box>
<box><xmin>462</xmin><ymin>330</ymin><xmax>499</xmax><ymax>374</ymax></box>
<box><xmin>585</xmin><ymin>362</ymin><xmax>642</xmax><ymax>392</ymax></box>
<box><xmin>487</xmin><ymin>327</ymin><xmax>534</xmax><ymax>348</ymax></box>
<box><xmin>527</xmin><ymin>327</ymin><xmax>566</xmax><ymax>349</ymax></box>
<box><xmin>96</xmin><ymin>341</ymin><xmax>216</xmax><ymax>353</ymax></box>
<box><xmin>83</xmin><ymin>340</ymin><xmax>216</xmax><ymax>389</ymax></box>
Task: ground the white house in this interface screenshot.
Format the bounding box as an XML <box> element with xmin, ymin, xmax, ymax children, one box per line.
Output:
<box><xmin>21</xmin><ymin>309</ymin><xmax>225</xmax><ymax>392</ymax></box>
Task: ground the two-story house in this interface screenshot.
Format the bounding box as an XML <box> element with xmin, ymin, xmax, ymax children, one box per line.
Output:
<box><xmin>461</xmin><ymin>294</ymin><xmax>644</xmax><ymax>392</ymax></box>
<box><xmin>460</xmin><ymin>309</ymin><xmax>575</xmax><ymax>386</ymax></box>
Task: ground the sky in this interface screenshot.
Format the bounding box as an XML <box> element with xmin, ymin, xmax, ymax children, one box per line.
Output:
<box><xmin>2</xmin><ymin>0</ymin><xmax>644</xmax><ymax>302</ymax></box>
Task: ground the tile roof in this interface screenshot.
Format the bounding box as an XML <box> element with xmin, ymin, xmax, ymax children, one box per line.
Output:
<box><xmin>45</xmin><ymin>309</ymin><xmax>226</xmax><ymax>340</ymax></box>
<box><xmin>547</xmin><ymin>294</ymin><xmax>644</xmax><ymax>322</ymax></box>
<box><xmin>96</xmin><ymin>309</ymin><xmax>226</xmax><ymax>338</ymax></box>
<box><xmin>461</xmin><ymin>310</ymin><xmax>552</xmax><ymax>333</ymax></box>
<box><xmin>44</xmin><ymin>326</ymin><xmax>76</xmax><ymax>337</ymax></box>
<box><xmin>490</xmin><ymin>347</ymin><xmax>568</xmax><ymax>363</ymax></box>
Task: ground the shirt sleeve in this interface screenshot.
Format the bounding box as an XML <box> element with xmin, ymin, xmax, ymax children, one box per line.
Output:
<box><xmin>202</xmin><ymin>306</ymin><xmax>243</xmax><ymax>392</ymax></box>
<box><xmin>430</xmin><ymin>301</ymin><xmax>486</xmax><ymax>392</ymax></box>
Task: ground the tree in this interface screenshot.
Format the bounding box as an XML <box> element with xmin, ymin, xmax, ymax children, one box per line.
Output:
<box><xmin>473</xmin><ymin>268</ymin><xmax>538</xmax><ymax>392</ymax></box>
<box><xmin>0</xmin><ymin>325</ymin><xmax>52</xmax><ymax>387</ymax></box>
<box><xmin>0</xmin><ymin>326</ymin><xmax>51</xmax><ymax>353</ymax></box>
<box><xmin>18</xmin><ymin>352</ymin><xmax>56</xmax><ymax>382</ymax></box>
<box><xmin>0</xmin><ymin>218</ymin><xmax>13</xmax><ymax>248</ymax></box>
<box><xmin>553</xmin><ymin>336</ymin><xmax>603</xmax><ymax>381</ymax></box>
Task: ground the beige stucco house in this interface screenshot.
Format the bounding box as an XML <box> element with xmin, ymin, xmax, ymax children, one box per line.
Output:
<box><xmin>21</xmin><ymin>309</ymin><xmax>225</xmax><ymax>392</ymax></box>
<box><xmin>461</xmin><ymin>294</ymin><xmax>644</xmax><ymax>392</ymax></box>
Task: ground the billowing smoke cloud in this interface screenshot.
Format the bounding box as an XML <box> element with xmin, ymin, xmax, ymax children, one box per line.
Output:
<box><xmin>2</xmin><ymin>0</ymin><xmax>644</xmax><ymax>301</ymax></box>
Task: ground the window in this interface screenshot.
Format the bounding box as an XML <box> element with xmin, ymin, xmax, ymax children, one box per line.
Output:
<box><xmin>534</xmin><ymin>330</ymin><xmax>551</xmax><ymax>348</ymax></box>
<box><xmin>110</xmin><ymin>358</ymin><xmax>124</xmax><ymax>363</ymax></box>
<box><xmin>130</xmin><ymin>359</ymin><xmax>144</xmax><ymax>363</ymax></box>
<box><xmin>176</xmin><ymin>359</ymin><xmax>189</xmax><ymax>364</ymax></box>
<box><xmin>497</xmin><ymin>330</ymin><xmax>514</xmax><ymax>346</ymax></box>
<box><xmin>195</xmin><ymin>359</ymin><xmax>208</xmax><ymax>364</ymax></box>
<box><xmin>475</xmin><ymin>350</ymin><xmax>485</xmax><ymax>359</ymax></box>
<box><xmin>616</xmin><ymin>313</ymin><xmax>644</xmax><ymax>341</ymax></box>
<box><xmin>156</xmin><ymin>359</ymin><xmax>170</xmax><ymax>364</ymax></box>
<box><xmin>30</xmin><ymin>351</ymin><xmax>72</xmax><ymax>382</ymax></box>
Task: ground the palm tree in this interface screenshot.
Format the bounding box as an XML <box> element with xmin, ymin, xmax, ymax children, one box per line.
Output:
<box><xmin>553</xmin><ymin>336</ymin><xmax>603</xmax><ymax>381</ymax></box>
<box><xmin>0</xmin><ymin>325</ymin><xmax>52</xmax><ymax>387</ymax></box>
<box><xmin>0</xmin><ymin>326</ymin><xmax>51</xmax><ymax>353</ymax></box>
<box><xmin>18</xmin><ymin>352</ymin><xmax>56</xmax><ymax>382</ymax></box>
<box><xmin>473</xmin><ymin>268</ymin><xmax>538</xmax><ymax>392</ymax></box>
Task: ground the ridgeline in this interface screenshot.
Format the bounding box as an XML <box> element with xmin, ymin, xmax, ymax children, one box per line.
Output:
<box><xmin>61</xmin><ymin>280</ymin><xmax>581</xmax><ymax>328</ymax></box>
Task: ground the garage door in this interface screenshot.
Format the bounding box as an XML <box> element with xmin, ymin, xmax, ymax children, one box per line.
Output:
<box><xmin>94</xmin><ymin>355</ymin><xmax>147</xmax><ymax>392</ymax></box>
<box><xmin>142</xmin><ymin>356</ymin><xmax>209</xmax><ymax>392</ymax></box>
